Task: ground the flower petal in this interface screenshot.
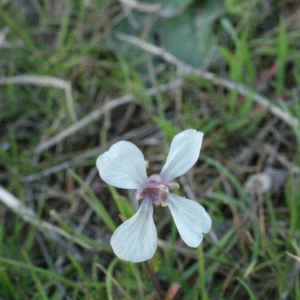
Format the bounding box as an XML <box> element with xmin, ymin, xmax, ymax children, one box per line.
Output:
<box><xmin>160</xmin><ymin>129</ymin><xmax>203</xmax><ymax>182</ymax></box>
<box><xmin>110</xmin><ymin>196</ymin><xmax>157</xmax><ymax>263</ymax></box>
<box><xmin>167</xmin><ymin>193</ymin><xmax>211</xmax><ymax>247</ymax></box>
<box><xmin>96</xmin><ymin>141</ymin><xmax>148</xmax><ymax>189</ymax></box>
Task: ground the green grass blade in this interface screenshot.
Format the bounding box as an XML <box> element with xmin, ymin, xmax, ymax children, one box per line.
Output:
<box><xmin>237</xmin><ymin>277</ymin><xmax>257</xmax><ymax>300</ymax></box>
<box><xmin>68</xmin><ymin>169</ymin><xmax>116</xmax><ymax>232</ymax></box>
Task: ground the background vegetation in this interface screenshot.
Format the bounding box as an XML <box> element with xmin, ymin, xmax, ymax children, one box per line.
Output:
<box><xmin>0</xmin><ymin>0</ymin><xmax>300</xmax><ymax>299</ymax></box>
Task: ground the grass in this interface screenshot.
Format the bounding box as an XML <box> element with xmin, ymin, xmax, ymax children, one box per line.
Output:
<box><xmin>0</xmin><ymin>0</ymin><xmax>300</xmax><ymax>299</ymax></box>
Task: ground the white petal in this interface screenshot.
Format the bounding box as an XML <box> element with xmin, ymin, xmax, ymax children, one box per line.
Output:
<box><xmin>160</xmin><ymin>129</ymin><xmax>203</xmax><ymax>182</ymax></box>
<box><xmin>167</xmin><ymin>193</ymin><xmax>211</xmax><ymax>247</ymax></box>
<box><xmin>110</xmin><ymin>196</ymin><xmax>157</xmax><ymax>263</ymax></box>
<box><xmin>96</xmin><ymin>141</ymin><xmax>148</xmax><ymax>189</ymax></box>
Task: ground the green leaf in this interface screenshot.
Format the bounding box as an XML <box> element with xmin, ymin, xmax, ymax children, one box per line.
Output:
<box><xmin>109</xmin><ymin>0</ymin><xmax>224</xmax><ymax>68</ymax></box>
<box><xmin>158</xmin><ymin>1</ymin><xmax>223</xmax><ymax>67</ymax></box>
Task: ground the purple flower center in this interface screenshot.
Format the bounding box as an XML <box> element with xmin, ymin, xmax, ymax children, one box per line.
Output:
<box><xmin>136</xmin><ymin>174</ymin><xmax>179</xmax><ymax>206</ymax></box>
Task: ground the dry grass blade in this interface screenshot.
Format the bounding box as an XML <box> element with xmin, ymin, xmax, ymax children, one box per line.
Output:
<box><xmin>0</xmin><ymin>75</ymin><xmax>77</xmax><ymax>122</ymax></box>
<box><xmin>95</xmin><ymin>262</ymin><xmax>134</xmax><ymax>300</ymax></box>
<box><xmin>157</xmin><ymin>239</ymin><xmax>198</xmax><ymax>259</ymax></box>
<box><xmin>35</xmin><ymin>79</ymin><xmax>183</xmax><ymax>153</ymax></box>
<box><xmin>23</xmin><ymin>122</ymin><xmax>159</xmax><ymax>182</ymax></box>
<box><xmin>286</xmin><ymin>252</ymin><xmax>300</xmax><ymax>263</ymax></box>
<box><xmin>0</xmin><ymin>186</ymin><xmax>89</xmax><ymax>255</ymax></box>
<box><xmin>119</xmin><ymin>0</ymin><xmax>161</xmax><ymax>13</ymax></box>
<box><xmin>0</xmin><ymin>27</ymin><xmax>9</xmax><ymax>47</ymax></box>
<box><xmin>117</xmin><ymin>33</ymin><xmax>193</xmax><ymax>73</ymax></box>
<box><xmin>35</xmin><ymin>93</ymin><xmax>134</xmax><ymax>152</ymax></box>
<box><xmin>164</xmin><ymin>283</ymin><xmax>181</xmax><ymax>300</ymax></box>
<box><xmin>117</xmin><ymin>33</ymin><xmax>299</xmax><ymax>128</ymax></box>
<box><xmin>0</xmin><ymin>186</ymin><xmax>36</xmax><ymax>220</ymax></box>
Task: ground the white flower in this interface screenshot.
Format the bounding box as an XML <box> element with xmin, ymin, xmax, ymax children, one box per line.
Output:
<box><xmin>96</xmin><ymin>129</ymin><xmax>212</xmax><ymax>263</ymax></box>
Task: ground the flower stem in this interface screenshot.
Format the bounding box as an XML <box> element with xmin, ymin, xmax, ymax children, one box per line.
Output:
<box><xmin>144</xmin><ymin>261</ymin><xmax>164</xmax><ymax>300</ymax></box>
<box><xmin>198</xmin><ymin>245</ymin><xmax>208</xmax><ymax>300</ymax></box>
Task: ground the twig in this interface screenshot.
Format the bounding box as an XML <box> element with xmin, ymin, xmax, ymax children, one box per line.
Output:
<box><xmin>34</xmin><ymin>79</ymin><xmax>183</xmax><ymax>153</ymax></box>
<box><xmin>117</xmin><ymin>33</ymin><xmax>299</xmax><ymax>128</ymax></box>
<box><xmin>0</xmin><ymin>75</ymin><xmax>77</xmax><ymax>122</ymax></box>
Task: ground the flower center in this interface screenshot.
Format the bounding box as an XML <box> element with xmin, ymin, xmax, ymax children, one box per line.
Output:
<box><xmin>136</xmin><ymin>174</ymin><xmax>179</xmax><ymax>207</ymax></box>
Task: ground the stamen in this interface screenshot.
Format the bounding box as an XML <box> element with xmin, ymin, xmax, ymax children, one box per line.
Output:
<box><xmin>157</xmin><ymin>184</ymin><xmax>165</xmax><ymax>190</ymax></box>
<box><xmin>166</xmin><ymin>182</ymin><xmax>180</xmax><ymax>189</ymax></box>
<box><xmin>144</xmin><ymin>160</ymin><xmax>149</xmax><ymax>168</ymax></box>
<box><xmin>137</xmin><ymin>176</ymin><xmax>179</xmax><ymax>207</ymax></box>
<box><xmin>158</xmin><ymin>184</ymin><xmax>169</xmax><ymax>207</ymax></box>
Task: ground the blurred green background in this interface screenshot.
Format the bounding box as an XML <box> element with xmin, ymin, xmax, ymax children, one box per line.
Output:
<box><xmin>0</xmin><ymin>0</ymin><xmax>300</xmax><ymax>299</ymax></box>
